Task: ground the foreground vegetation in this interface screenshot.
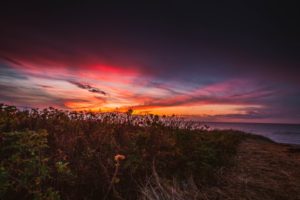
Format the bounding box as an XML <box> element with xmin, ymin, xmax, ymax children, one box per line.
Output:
<box><xmin>0</xmin><ymin>104</ymin><xmax>247</xmax><ymax>199</ymax></box>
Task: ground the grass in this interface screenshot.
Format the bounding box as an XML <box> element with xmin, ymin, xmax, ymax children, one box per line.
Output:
<box><xmin>0</xmin><ymin>104</ymin><xmax>248</xmax><ymax>199</ymax></box>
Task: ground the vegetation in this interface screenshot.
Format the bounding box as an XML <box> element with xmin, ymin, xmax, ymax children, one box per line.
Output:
<box><xmin>0</xmin><ymin>104</ymin><xmax>246</xmax><ymax>200</ymax></box>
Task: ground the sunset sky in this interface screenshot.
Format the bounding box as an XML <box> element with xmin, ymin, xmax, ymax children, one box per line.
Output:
<box><xmin>0</xmin><ymin>2</ymin><xmax>299</xmax><ymax>123</ymax></box>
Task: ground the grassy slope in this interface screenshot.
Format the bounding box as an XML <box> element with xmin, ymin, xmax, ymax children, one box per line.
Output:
<box><xmin>141</xmin><ymin>136</ymin><xmax>300</xmax><ymax>200</ymax></box>
<box><xmin>217</xmin><ymin>138</ymin><xmax>300</xmax><ymax>200</ymax></box>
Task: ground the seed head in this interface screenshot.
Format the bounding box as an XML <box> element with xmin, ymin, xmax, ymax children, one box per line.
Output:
<box><xmin>114</xmin><ymin>154</ymin><xmax>126</xmax><ymax>162</ymax></box>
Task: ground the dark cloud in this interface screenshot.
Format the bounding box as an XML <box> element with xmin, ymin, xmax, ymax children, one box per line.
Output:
<box><xmin>0</xmin><ymin>2</ymin><xmax>299</xmax><ymax>84</ymax></box>
<box><xmin>0</xmin><ymin>64</ymin><xmax>28</xmax><ymax>80</ymax></box>
<box><xmin>131</xmin><ymin>86</ymin><xmax>277</xmax><ymax>110</ymax></box>
<box><xmin>69</xmin><ymin>81</ymin><xmax>107</xmax><ymax>95</ymax></box>
<box><xmin>0</xmin><ymin>82</ymin><xmax>99</xmax><ymax>109</ymax></box>
<box><xmin>0</xmin><ymin>56</ymin><xmax>24</xmax><ymax>66</ymax></box>
<box><xmin>37</xmin><ymin>84</ymin><xmax>53</xmax><ymax>89</ymax></box>
<box><xmin>0</xmin><ymin>83</ymin><xmax>64</xmax><ymax>108</ymax></box>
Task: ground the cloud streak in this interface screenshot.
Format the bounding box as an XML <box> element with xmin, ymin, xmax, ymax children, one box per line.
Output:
<box><xmin>69</xmin><ymin>81</ymin><xmax>107</xmax><ymax>95</ymax></box>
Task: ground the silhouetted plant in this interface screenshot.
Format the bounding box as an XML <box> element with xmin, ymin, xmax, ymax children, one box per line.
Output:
<box><xmin>0</xmin><ymin>103</ymin><xmax>245</xmax><ymax>199</ymax></box>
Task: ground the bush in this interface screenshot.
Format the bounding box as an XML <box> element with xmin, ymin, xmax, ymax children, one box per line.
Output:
<box><xmin>0</xmin><ymin>104</ymin><xmax>244</xmax><ymax>199</ymax></box>
<box><xmin>0</xmin><ymin>130</ymin><xmax>60</xmax><ymax>200</ymax></box>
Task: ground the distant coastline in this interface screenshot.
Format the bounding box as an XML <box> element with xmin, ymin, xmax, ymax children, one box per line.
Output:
<box><xmin>204</xmin><ymin>121</ymin><xmax>300</xmax><ymax>145</ymax></box>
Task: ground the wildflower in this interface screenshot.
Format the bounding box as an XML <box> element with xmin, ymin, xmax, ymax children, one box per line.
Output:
<box><xmin>114</xmin><ymin>154</ymin><xmax>126</xmax><ymax>162</ymax></box>
<box><xmin>104</xmin><ymin>154</ymin><xmax>126</xmax><ymax>199</ymax></box>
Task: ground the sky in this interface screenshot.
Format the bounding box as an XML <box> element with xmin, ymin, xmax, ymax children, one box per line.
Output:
<box><xmin>0</xmin><ymin>2</ymin><xmax>299</xmax><ymax>124</ymax></box>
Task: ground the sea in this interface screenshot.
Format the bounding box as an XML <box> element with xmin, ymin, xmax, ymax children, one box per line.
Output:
<box><xmin>204</xmin><ymin>122</ymin><xmax>300</xmax><ymax>145</ymax></box>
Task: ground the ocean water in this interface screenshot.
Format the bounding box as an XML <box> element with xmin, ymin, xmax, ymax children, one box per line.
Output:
<box><xmin>204</xmin><ymin>122</ymin><xmax>300</xmax><ymax>145</ymax></box>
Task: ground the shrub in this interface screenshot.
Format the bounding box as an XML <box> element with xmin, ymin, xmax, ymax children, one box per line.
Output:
<box><xmin>0</xmin><ymin>104</ymin><xmax>244</xmax><ymax>199</ymax></box>
<box><xmin>0</xmin><ymin>130</ymin><xmax>60</xmax><ymax>200</ymax></box>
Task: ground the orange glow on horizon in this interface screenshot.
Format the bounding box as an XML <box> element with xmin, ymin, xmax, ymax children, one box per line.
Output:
<box><xmin>1</xmin><ymin>58</ymin><xmax>273</xmax><ymax>122</ymax></box>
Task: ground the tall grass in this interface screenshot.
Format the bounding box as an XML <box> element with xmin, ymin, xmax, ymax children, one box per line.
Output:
<box><xmin>0</xmin><ymin>104</ymin><xmax>245</xmax><ymax>199</ymax></box>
